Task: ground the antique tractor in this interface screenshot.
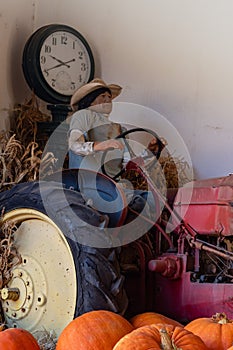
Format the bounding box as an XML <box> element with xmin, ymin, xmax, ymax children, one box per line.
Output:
<box><xmin>0</xmin><ymin>127</ymin><xmax>232</xmax><ymax>336</ymax></box>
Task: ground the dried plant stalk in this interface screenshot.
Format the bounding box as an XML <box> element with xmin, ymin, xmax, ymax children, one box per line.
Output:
<box><xmin>33</xmin><ymin>329</ymin><xmax>57</xmax><ymax>350</ymax></box>
<box><xmin>122</xmin><ymin>154</ymin><xmax>192</xmax><ymax>192</ymax></box>
<box><xmin>13</xmin><ymin>94</ymin><xmax>50</xmax><ymax>145</ymax></box>
<box><xmin>0</xmin><ymin>94</ymin><xmax>58</xmax><ymax>191</ymax></box>
<box><xmin>0</xmin><ymin>133</ymin><xmax>57</xmax><ymax>191</ymax></box>
<box><xmin>0</xmin><ymin>216</ymin><xmax>22</xmax><ymax>289</ymax></box>
<box><xmin>158</xmin><ymin>154</ymin><xmax>192</xmax><ymax>188</ymax></box>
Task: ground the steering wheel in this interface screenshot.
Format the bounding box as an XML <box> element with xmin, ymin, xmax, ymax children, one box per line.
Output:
<box><xmin>101</xmin><ymin>127</ymin><xmax>164</xmax><ymax>181</ymax></box>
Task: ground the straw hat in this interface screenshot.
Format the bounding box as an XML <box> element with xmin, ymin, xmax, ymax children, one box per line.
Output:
<box><xmin>70</xmin><ymin>78</ymin><xmax>122</xmax><ymax>109</ymax></box>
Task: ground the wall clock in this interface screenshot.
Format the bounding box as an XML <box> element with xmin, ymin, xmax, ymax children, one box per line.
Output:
<box><xmin>22</xmin><ymin>24</ymin><xmax>95</xmax><ymax>104</ymax></box>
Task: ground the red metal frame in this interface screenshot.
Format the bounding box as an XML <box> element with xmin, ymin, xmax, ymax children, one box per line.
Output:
<box><xmin>123</xmin><ymin>160</ymin><xmax>233</xmax><ymax>322</ymax></box>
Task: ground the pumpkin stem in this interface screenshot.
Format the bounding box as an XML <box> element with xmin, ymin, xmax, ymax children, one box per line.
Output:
<box><xmin>212</xmin><ymin>312</ymin><xmax>230</xmax><ymax>324</ymax></box>
<box><xmin>160</xmin><ymin>328</ymin><xmax>174</xmax><ymax>350</ymax></box>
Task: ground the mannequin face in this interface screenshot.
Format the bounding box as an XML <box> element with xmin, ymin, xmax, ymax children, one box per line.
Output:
<box><xmin>91</xmin><ymin>91</ymin><xmax>112</xmax><ymax>105</ymax></box>
<box><xmin>89</xmin><ymin>91</ymin><xmax>113</xmax><ymax>114</ymax></box>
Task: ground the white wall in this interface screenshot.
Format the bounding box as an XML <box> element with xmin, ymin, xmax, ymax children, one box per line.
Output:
<box><xmin>0</xmin><ymin>1</ymin><xmax>36</xmax><ymax>129</ymax></box>
<box><xmin>1</xmin><ymin>0</ymin><xmax>233</xmax><ymax>179</ymax></box>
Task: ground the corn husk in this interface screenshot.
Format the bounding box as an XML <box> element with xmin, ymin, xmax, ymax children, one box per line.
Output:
<box><xmin>33</xmin><ymin>328</ymin><xmax>57</xmax><ymax>350</ymax></box>
<box><xmin>0</xmin><ymin>132</ymin><xmax>57</xmax><ymax>191</ymax></box>
<box><xmin>13</xmin><ymin>94</ymin><xmax>50</xmax><ymax>145</ymax></box>
<box><xmin>122</xmin><ymin>154</ymin><xmax>192</xmax><ymax>192</ymax></box>
<box><xmin>0</xmin><ymin>95</ymin><xmax>57</xmax><ymax>191</ymax></box>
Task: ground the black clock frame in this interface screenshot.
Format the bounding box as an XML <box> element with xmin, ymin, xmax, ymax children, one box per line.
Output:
<box><xmin>22</xmin><ymin>24</ymin><xmax>95</xmax><ymax>104</ymax></box>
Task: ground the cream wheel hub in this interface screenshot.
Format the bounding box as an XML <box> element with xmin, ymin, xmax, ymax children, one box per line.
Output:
<box><xmin>2</xmin><ymin>267</ymin><xmax>33</xmax><ymax>319</ymax></box>
<box><xmin>1</xmin><ymin>209</ymin><xmax>77</xmax><ymax>336</ymax></box>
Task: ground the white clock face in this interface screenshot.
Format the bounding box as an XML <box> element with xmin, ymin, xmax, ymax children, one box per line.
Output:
<box><xmin>39</xmin><ymin>31</ymin><xmax>92</xmax><ymax>96</ymax></box>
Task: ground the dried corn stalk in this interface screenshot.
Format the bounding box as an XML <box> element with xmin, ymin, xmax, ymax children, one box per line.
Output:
<box><xmin>0</xmin><ymin>95</ymin><xmax>58</xmax><ymax>191</ymax></box>
<box><xmin>13</xmin><ymin>94</ymin><xmax>50</xmax><ymax>145</ymax></box>
<box><xmin>159</xmin><ymin>154</ymin><xmax>192</xmax><ymax>188</ymax></box>
<box><xmin>0</xmin><ymin>215</ymin><xmax>21</xmax><ymax>289</ymax></box>
<box><xmin>33</xmin><ymin>329</ymin><xmax>57</xmax><ymax>350</ymax></box>
<box><xmin>121</xmin><ymin>154</ymin><xmax>192</xmax><ymax>191</ymax></box>
<box><xmin>0</xmin><ymin>132</ymin><xmax>57</xmax><ymax>191</ymax></box>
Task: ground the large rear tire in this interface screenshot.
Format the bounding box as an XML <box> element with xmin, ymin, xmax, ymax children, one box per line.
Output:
<box><xmin>0</xmin><ymin>181</ymin><xmax>128</xmax><ymax>335</ymax></box>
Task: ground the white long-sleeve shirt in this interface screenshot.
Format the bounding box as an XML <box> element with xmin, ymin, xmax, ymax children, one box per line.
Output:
<box><xmin>68</xmin><ymin>108</ymin><xmax>125</xmax><ymax>176</ymax></box>
<box><xmin>69</xmin><ymin>109</ymin><xmax>122</xmax><ymax>153</ymax></box>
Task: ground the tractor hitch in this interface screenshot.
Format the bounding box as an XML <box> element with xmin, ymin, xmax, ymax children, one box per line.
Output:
<box><xmin>148</xmin><ymin>255</ymin><xmax>183</xmax><ymax>279</ymax></box>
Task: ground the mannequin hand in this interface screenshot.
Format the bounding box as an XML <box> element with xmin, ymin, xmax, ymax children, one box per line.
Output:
<box><xmin>147</xmin><ymin>137</ymin><xmax>167</xmax><ymax>156</ymax></box>
<box><xmin>94</xmin><ymin>139</ymin><xmax>124</xmax><ymax>151</ymax></box>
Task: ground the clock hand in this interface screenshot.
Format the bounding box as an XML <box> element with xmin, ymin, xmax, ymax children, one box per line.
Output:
<box><xmin>49</xmin><ymin>55</ymin><xmax>71</xmax><ymax>68</ymax></box>
<box><xmin>44</xmin><ymin>58</ymin><xmax>76</xmax><ymax>74</ymax></box>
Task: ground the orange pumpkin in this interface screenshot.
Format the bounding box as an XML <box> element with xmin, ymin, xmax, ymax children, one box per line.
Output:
<box><xmin>113</xmin><ymin>324</ymin><xmax>208</xmax><ymax>349</ymax></box>
<box><xmin>130</xmin><ymin>311</ymin><xmax>183</xmax><ymax>328</ymax></box>
<box><xmin>56</xmin><ymin>310</ymin><xmax>134</xmax><ymax>350</ymax></box>
<box><xmin>185</xmin><ymin>312</ymin><xmax>233</xmax><ymax>350</ymax></box>
<box><xmin>228</xmin><ymin>347</ymin><xmax>233</xmax><ymax>350</ymax></box>
<box><xmin>0</xmin><ymin>328</ymin><xmax>40</xmax><ymax>349</ymax></box>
